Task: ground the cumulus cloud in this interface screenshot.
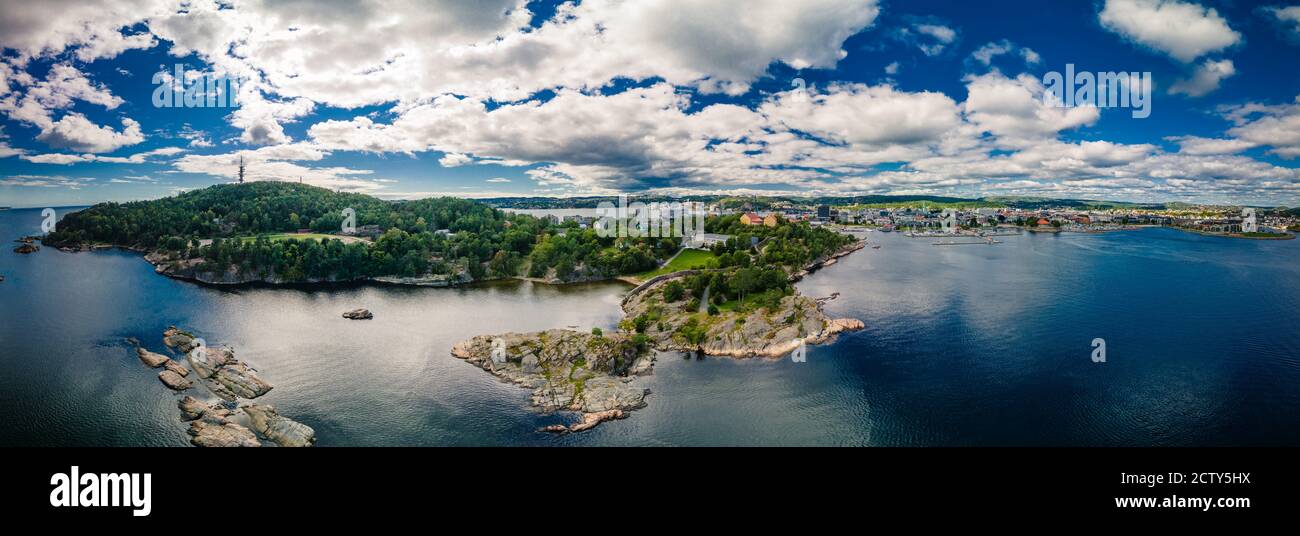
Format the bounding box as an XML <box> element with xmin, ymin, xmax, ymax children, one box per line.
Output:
<box><xmin>0</xmin><ymin>63</ymin><xmax>146</xmax><ymax>152</ymax></box>
<box><xmin>0</xmin><ymin>0</ymin><xmax>1295</xmax><ymax>204</ymax></box>
<box><xmin>0</xmin><ymin>0</ymin><xmax>164</xmax><ymax>61</ymax></box>
<box><xmin>1169</xmin><ymin>59</ymin><xmax>1235</xmax><ymax>97</ymax></box>
<box><xmin>126</xmin><ymin>0</ymin><xmax>881</xmax><ymax>143</ymax></box>
<box><xmin>1165</xmin><ymin>135</ymin><xmax>1256</xmax><ymax>155</ymax></box>
<box><xmin>962</xmin><ymin>72</ymin><xmax>1100</xmax><ymax>148</ymax></box>
<box><xmin>1098</xmin><ymin>0</ymin><xmax>1241</xmax><ymax>62</ymax></box>
<box><xmin>170</xmin><ymin>144</ymin><xmax>383</xmax><ymax>192</ymax></box>
<box><xmin>1222</xmin><ymin>96</ymin><xmax>1300</xmax><ymax>158</ymax></box>
<box><xmin>34</xmin><ymin>114</ymin><xmax>144</xmax><ymax>153</ymax></box>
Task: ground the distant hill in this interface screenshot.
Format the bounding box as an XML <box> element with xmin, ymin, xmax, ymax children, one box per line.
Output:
<box><xmin>483</xmin><ymin>193</ymin><xmax>1182</xmax><ymax>210</ymax></box>
<box><xmin>45</xmin><ymin>181</ymin><xmax>501</xmax><ymax>250</ymax></box>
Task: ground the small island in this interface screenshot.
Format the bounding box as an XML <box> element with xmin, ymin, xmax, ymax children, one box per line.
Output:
<box><xmin>451</xmin><ymin>223</ymin><xmax>867</xmax><ymax>432</ymax></box>
<box><xmin>125</xmin><ymin>327</ymin><xmax>315</xmax><ymax>447</ymax></box>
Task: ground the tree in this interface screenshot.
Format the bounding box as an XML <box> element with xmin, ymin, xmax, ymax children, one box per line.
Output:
<box><xmin>663</xmin><ymin>280</ymin><xmax>684</xmax><ymax>302</ymax></box>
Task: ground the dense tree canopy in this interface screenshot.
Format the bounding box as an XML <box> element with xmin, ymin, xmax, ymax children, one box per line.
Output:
<box><xmin>44</xmin><ymin>182</ymin><xmax>681</xmax><ymax>283</ymax></box>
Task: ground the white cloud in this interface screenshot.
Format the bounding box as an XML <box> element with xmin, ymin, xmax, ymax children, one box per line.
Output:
<box><xmin>970</xmin><ymin>40</ymin><xmax>1041</xmax><ymax>67</ymax></box>
<box><xmin>1165</xmin><ymin>135</ymin><xmax>1256</xmax><ymax>155</ymax></box>
<box><xmin>0</xmin><ymin>0</ymin><xmax>165</xmax><ymax>61</ymax></box>
<box><xmin>21</xmin><ymin>146</ymin><xmax>184</xmax><ymax>165</ymax></box>
<box><xmin>170</xmin><ymin>144</ymin><xmax>383</xmax><ymax>192</ymax></box>
<box><xmin>896</xmin><ymin>20</ymin><xmax>958</xmax><ymax>56</ymax></box>
<box><xmin>35</xmin><ymin>114</ymin><xmax>144</xmax><ymax>153</ymax></box>
<box><xmin>0</xmin><ymin>63</ymin><xmax>145</xmax><ymax>153</ymax></box>
<box><xmin>963</xmin><ymin>72</ymin><xmax>1100</xmax><ymax>148</ymax></box>
<box><xmin>0</xmin><ymin>0</ymin><xmax>1295</xmax><ymax>204</ymax></box>
<box><xmin>1169</xmin><ymin>59</ymin><xmax>1235</xmax><ymax>97</ymax></box>
<box><xmin>0</xmin><ymin>174</ymin><xmax>95</xmax><ymax>189</ymax></box>
<box><xmin>1098</xmin><ymin>0</ymin><xmax>1241</xmax><ymax>62</ymax></box>
<box><xmin>0</xmin><ymin>142</ymin><xmax>24</xmax><ymax>158</ymax></box>
<box><xmin>1223</xmin><ymin>97</ymin><xmax>1300</xmax><ymax>158</ymax></box>
<box><xmin>1262</xmin><ymin>5</ymin><xmax>1300</xmax><ymax>42</ymax></box>
<box><xmin>762</xmin><ymin>83</ymin><xmax>962</xmax><ymax>148</ymax></box>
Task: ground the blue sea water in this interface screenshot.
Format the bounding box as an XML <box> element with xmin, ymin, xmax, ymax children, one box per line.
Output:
<box><xmin>1</xmin><ymin>207</ymin><xmax>1298</xmax><ymax>446</ymax></box>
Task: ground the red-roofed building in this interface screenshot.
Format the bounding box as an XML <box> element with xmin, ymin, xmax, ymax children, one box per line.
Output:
<box><xmin>740</xmin><ymin>212</ymin><xmax>763</xmax><ymax>226</ymax></box>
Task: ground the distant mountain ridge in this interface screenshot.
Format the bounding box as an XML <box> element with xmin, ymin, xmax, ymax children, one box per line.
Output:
<box><xmin>481</xmin><ymin>194</ymin><xmax>1252</xmax><ymax>211</ymax></box>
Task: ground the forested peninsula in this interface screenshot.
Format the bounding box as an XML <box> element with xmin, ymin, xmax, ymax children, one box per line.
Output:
<box><xmin>43</xmin><ymin>182</ymin><xmax>855</xmax><ymax>287</ymax></box>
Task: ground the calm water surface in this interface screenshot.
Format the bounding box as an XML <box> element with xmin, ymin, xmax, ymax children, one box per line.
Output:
<box><xmin>2</xmin><ymin>208</ymin><xmax>1298</xmax><ymax>446</ymax></box>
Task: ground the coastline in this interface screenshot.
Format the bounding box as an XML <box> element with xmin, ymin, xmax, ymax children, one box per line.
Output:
<box><xmin>43</xmin><ymin>237</ymin><xmax>641</xmax><ymax>289</ymax></box>
<box><xmin>1168</xmin><ymin>227</ymin><xmax>1296</xmax><ymax>240</ymax></box>
<box><xmin>446</xmin><ymin>238</ymin><xmax>870</xmax><ymax>432</ymax></box>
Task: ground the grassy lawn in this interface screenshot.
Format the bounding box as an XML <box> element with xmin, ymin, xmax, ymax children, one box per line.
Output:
<box><xmin>634</xmin><ymin>248</ymin><xmax>716</xmax><ymax>278</ymax></box>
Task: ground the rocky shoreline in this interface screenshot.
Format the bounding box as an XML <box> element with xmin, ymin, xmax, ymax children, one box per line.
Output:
<box><xmin>44</xmin><ymin>237</ymin><xmax>634</xmax><ymax>290</ymax></box>
<box><xmin>451</xmin><ymin>329</ymin><xmax>652</xmax><ymax>432</ymax></box>
<box><xmin>449</xmin><ymin>239</ymin><xmax>868</xmax><ymax>432</ymax></box>
<box><xmin>127</xmin><ymin>327</ymin><xmax>316</xmax><ymax>447</ymax></box>
<box><xmin>51</xmin><ymin>234</ymin><xmax>866</xmax><ymax>436</ymax></box>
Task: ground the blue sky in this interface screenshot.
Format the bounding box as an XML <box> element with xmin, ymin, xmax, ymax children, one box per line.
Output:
<box><xmin>1</xmin><ymin>0</ymin><xmax>1299</xmax><ymax>207</ymax></box>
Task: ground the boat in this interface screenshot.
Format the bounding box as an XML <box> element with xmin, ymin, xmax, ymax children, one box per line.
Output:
<box><xmin>871</xmin><ymin>245</ymin><xmax>881</xmax><ymax>249</ymax></box>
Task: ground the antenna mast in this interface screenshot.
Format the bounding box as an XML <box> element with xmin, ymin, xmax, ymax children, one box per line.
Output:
<box><xmin>238</xmin><ymin>156</ymin><xmax>246</xmax><ymax>184</ymax></box>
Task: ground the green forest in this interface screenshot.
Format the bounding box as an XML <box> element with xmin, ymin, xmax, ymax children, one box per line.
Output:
<box><xmin>45</xmin><ymin>182</ymin><xmax>664</xmax><ymax>282</ymax></box>
<box><xmin>45</xmin><ymin>182</ymin><xmax>856</xmax><ymax>284</ymax></box>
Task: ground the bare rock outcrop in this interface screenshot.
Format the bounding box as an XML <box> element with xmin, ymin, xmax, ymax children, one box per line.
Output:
<box><xmin>158</xmin><ymin>370</ymin><xmax>192</xmax><ymax>390</ymax></box>
<box><xmin>184</xmin><ymin>343</ymin><xmax>273</xmax><ymax>401</ymax></box>
<box><xmin>342</xmin><ymin>308</ymin><xmax>373</xmax><ymax>320</ymax></box>
<box><xmin>162</xmin><ymin>359</ymin><xmax>189</xmax><ymax>377</ymax></box>
<box><xmin>187</xmin><ymin>414</ymin><xmax>260</xmax><ymax>447</ymax></box>
<box><xmin>136</xmin><ymin>348</ymin><xmax>169</xmax><ymax>368</ymax></box>
<box><xmin>178</xmin><ymin>396</ymin><xmax>208</xmax><ymax>421</ymax></box>
<box><xmin>539</xmin><ymin>409</ymin><xmax>627</xmax><ymax>434</ymax></box>
<box><xmin>452</xmin><ymin>329</ymin><xmax>650</xmax><ymax>431</ymax></box>
<box><xmin>162</xmin><ymin>326</ymin><xmax>199</xmax><ymax>353</ymax></box>
<box><xmin>243</xmin><ymin>404</ymin><xmax>316</xmax><ymax>447</ymax></box>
